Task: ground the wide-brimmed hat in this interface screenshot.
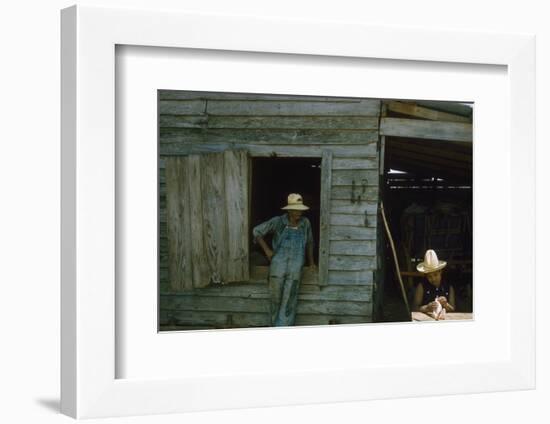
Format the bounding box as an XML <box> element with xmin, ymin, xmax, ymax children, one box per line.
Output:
<box><xmin>416</xmin><ymin>249</ymin><xmax>447</xmax><ymax>273</ymax></box>
<box><xmin>281</xmin><ymin>193</ymin><xmax>309</xmax><ymax>211</ymax></box>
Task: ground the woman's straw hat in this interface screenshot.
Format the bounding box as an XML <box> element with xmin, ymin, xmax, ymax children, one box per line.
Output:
<box><xmin>416</xmin><ymin>249</ymin><xmax>447</xmax><ymax>273</ymax></box>
<box><xmin>281</xmin><ymin>193</ymin><xmax>309</xmax><ymax>211</ymax></box>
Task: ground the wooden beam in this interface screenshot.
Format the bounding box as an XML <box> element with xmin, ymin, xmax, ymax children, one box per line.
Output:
<box><xmin>205</xmin><ymin>99</ymin><xmax>381</xmax><ymax>116</ymax></box>
<box><xmin>394</xmin><ymin>136</ymin><xmax>473</xmax><ymax>153</ymax></box>
<box><xmin>386</xmin><ymin>101</ymin><xmax>471</xmax><ymax>123</ymax></box>
<box><xmin>379</xmin><ymin>135</ymin><xmax>386</xmax><ymax>175</ymax></box>
<box><xmin>159</xmin><ymin>115</ymin><xmax>380</xmax><ymax>130</ymax></box>
<box><xmin>412</xmin><ymin>100</ymin><xmax>473</xmax><ymax>118</ymax></box>
<box><xmin>159</xmin><ymin>128</ymin><xmax>379</xmax><ymax>145</ymax></box>
<box><xmin>400</xmin><ymin>271</ymin><xmax>424</xmax><ymax>277</ymax></box>
<box><xmin>388</xmin><ymin>149</ymin><xmax>472</xmax><ymax>171</ymax></box>
<box><xmin>210</xmin><ymin>116</ymin><xmax>380</xmax><ymax>130</ymax></box>
<box><xmin>159</xmin><ymin>142</ymin><xmax>378</xmax><ymax>158</ymax></box>
<box><xmin>380</xmin><ymin>202</ymin><xmax>410</xmax><ymax>315</ymax></box>
<box><xmin>385</xmin><ymin>155</ymin><xmax>472</xmax><ymax>179</ymax></box>
<box><xmin>389</xmin><ymin>139</ymin><xmax>472</xmax><ymax>163</ymax></box>
<box><xmin>380</xmin><ymin>117</ymin><xmax>472</xmax><ymax>142</ymax></box>
<box><xmin>159</xmin><ymin>90</ymin><xmax>374</xmax><ymax>103</ymax></box>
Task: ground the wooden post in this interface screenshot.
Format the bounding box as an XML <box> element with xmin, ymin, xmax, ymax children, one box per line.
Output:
<box><xmin>380</xmin><ymin>201</ymin><xmax>410</xmax><ymax>315</ymax></box>
<box><xmin>379</xmin><ymin>135</ymin><xmax>386</xmax><ymax>176</ymax></box>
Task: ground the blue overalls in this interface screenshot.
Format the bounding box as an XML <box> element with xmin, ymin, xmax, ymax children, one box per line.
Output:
<box><xmin>268</xmin><ymin>224</ymin><xmax>307</xmax><ymax>326</ymax></box>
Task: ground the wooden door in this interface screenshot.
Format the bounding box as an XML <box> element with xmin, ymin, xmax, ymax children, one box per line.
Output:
<box><xmin>165</xmin><ymin>150</ymin><xmax>250</xmax><ymax>290</ymax></box>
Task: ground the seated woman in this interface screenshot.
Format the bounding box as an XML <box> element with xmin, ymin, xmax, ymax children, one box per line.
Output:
<box><xmin>412</xmin><ymin>249</ymin><xmax>456</xmax><ymax>319</ymax></box>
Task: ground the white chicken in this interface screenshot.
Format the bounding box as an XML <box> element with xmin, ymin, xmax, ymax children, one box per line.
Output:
<box><xmin>430</xmin><ymin>296</ymin><xmax>446</xmax><ymax>321</ymax></box>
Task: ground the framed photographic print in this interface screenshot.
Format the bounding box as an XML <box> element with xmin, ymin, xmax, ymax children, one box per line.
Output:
<box><xmin>61</xmin><ymin>4</ymin><xmax>535</xmax><ymax>419</ymax></box>
<box><xmin>156</xmin><ymin>89</ymin><xmax>473</xmax><ymax>330</ymax></box>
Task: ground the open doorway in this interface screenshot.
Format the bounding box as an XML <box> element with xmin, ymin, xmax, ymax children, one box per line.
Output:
<box><xmin>249</xmin><ymin>157</ymin><xmax>321</xmax><ymax>268</ymax></box>
<box><xmin>378</xmin><ymin>135</ymin><xmax>473</xmax><ymax>321</ymax></box>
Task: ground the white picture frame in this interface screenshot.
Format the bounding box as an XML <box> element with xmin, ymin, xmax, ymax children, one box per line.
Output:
<box><xmin>61</xmin><ymin>4</ymin><xmax>535</xmax><ymax>419</ymax></box>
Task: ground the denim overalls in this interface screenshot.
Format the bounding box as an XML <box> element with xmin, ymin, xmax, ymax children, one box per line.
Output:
<box><xmin>268</xmin><ymin>223</ymin><xmax>307</xmax><ymax>326</ymax></box>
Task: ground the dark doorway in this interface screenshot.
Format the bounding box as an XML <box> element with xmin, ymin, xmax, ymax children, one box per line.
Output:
<box><xmin>250</xmin><ymin>157</ymin><xmax>321</xmax><ymax>266</ymax></box>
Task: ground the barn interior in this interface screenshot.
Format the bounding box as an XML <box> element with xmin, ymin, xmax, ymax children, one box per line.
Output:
<box><xmin>377</xmin><ymin>100</ymin><xmax>473</xmax><ymax>322</ymax></box>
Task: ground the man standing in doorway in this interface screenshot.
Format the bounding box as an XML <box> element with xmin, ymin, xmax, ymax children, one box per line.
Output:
<box><xmin>252</xmin><ymin>193</ymin><xmax>316</xmax><ymax>326</ymax></box>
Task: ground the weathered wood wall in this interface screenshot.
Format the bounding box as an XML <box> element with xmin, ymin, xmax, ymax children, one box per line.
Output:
<box><xmin>158</xmin><ymin>90</ymin><xmax>381</xmax><ymax>329</ymax></box>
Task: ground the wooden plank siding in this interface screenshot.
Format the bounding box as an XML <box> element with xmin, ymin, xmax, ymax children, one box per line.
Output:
<box><xmin>159</xmin><ymin>115</ymin><xmax>380</xmax><ymax>130</ymax></box>
<box><xmin>159</xmin><ymin>99</ymin><xmax>380</xmax><ymax>116</ymax></box>
<box><xmin>374</xmin><ymin>134</ymin><xmax>387</xmax><ymax>320</ymax></box>
<box><xmin>158</xmin><ymin>90</ymin><xmax>381</xmax><ymax>329</ymax></box>
<box><xmin>159</xmin><ymin>142</ymin><xmax>378</xmax><ymax>158</ymax></box>
<box><xmin>160</xmin><ymin>310</ymin><xmax>373</xmax><ymax>329</ymax></box>
<box><xmin>188</xmin><ymin>155</ymin><xmax>208</xmax><ymax>287</ymax></box>
<box><xmin>159</xmin><ymin>90</ymin><xmax>370</xmax><ymax>102</ymax></box>
<box><xmin>165</xmin><ymin>157</ymin><xmax>193</xmax><ymax>291</ymax></box>
<box><xmin>159</xmin><ymin>128</ymin><xmax>379</xmax><ymax>145</ymax></box>
<box><xmin>159</xmin><ymin>283</ymin><xmax>373</xmax><ymax>328</ymax></box>
<box><xmin>201</xmin><ymin>153</ymin><xmax>227</xmax><ymax>284</ymax></box>
<box><xmin>224</xmin><ymin>150</ymin><xmax>250</xmax><ymax>282</ymax></box>
<box><xmin>318</xmin><ymin>150</ymin><xmax>332</xmax><ymax>287</ymax></box>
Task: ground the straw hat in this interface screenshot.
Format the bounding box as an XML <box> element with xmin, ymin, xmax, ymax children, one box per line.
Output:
<box><xmin>281</xmin><ymin>193</ymin><xmax>309</xmax><ymax>211</ymax></box>
<box><xmin>416</xmin><ymin>249</ymin><xmax>447</xmax><ymax>273</ymax></box>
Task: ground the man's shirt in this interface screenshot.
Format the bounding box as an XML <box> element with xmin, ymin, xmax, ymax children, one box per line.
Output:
<box><xmin>252</xmin><ymin>213</ymin><xmax>314</xmax><ymax>253</ymax></box>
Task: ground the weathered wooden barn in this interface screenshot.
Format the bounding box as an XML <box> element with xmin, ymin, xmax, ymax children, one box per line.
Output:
<box><xmin>158</xmin><ymin>90</ymin><xmax>473</xmax><ymax>330</ymax></box>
